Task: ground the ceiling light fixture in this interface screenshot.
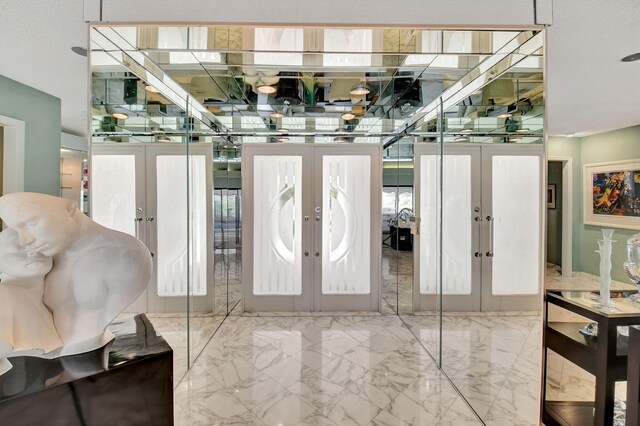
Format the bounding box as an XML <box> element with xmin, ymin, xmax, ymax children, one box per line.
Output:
<box><xmin>112</xmin><ymin>112</ymin><xmax>128</xmax><ymax>119</ymax></box>
<box><xmin>334</xmin><ymin>137</ymin><xmax>348</xmax><ymax>143</ymax></box>
<box><xmin>341</xmin><ymin>112</ymin><xmax>355</xmax><ymax>121</ymax></box>
<box><xmin>277</xmin><ymin>128</ymin><xmax>289</xmax><ymax>133</ymax></box>
<box><xmin>71</xmin><ymin>46</ymin><xmax>88</xmax><ymax>57</ymax></box>
<box><xmin>622</xmin><ymin>53</ymin><xmax>640</xmax><ymax>62</ymax></box>
<box><xmin>509</xmin><ymin>137</ymin><xmax>522</xmax><ymax>142</ymax></box>
<box><xmin>277</xmin><ymin>137</ymin><xmax>290</xmax><ymax>143</ymax></box>
<box><xmin>460</xmin><ymin>128</ymin><xmax>473</xmax><ymax>133</ymax></box>
<box><xmin>350</xmin><ymin>83</ymin><xmax>370</xmax><ymax>96</ymax></box>
<box><xmin>566</xmin><ymin>132</ymin><xmax>576</xmax><ymax>138</ymax></box>
<box><xmin>516</xmin><ymin>128</ymin><xmax>530</xmax><ymax>133</ymax></box>
<box><xmin>157</xmin><ymin>137</ymin><xmax>171</xmax><ymax>143</ymax></box>
<box><xmin>257</xmin><ymin>84</ymin><xmax>277</xmax><ymax>95</ymax></box>
<box><xmin>454</xmin><ymin>137</ymin><xmax>468</xmax><ymax>142</ymax></box>
<box><xmin>270</xmin><ymin>112</ymin><xmax>284</xmax><ymax>119</ymax></box>
<box><xmin>497</xmin><ymin>113</ymin><xmax>513</xmax><ymax>118</ymax></box>
<box><xmin>145</xmin><ymin>85</ymin><xmax>161</xmax><ymax>94</ymax></box>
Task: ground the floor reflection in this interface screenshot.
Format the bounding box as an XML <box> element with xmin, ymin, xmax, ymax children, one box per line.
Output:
<box><xmin>381</xmin><ymin>247</ymin><xmax>413</xmax><ymax>314</ymax></box>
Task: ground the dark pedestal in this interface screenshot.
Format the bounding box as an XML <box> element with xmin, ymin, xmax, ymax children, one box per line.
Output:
<box><xmin>0</xmin><ymin>314</ymin><xmax>173</xmax><ymax>426</ymax></box>
<box><xmin>390</xmin><ymin>226</ymin><xmax>413</xmax><ymax>251</ymax></box>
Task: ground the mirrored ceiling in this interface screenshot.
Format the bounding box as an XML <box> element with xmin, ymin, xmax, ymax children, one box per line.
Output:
<box><xmin>90</xmin><ymin>26</ymin><xmax>543</xmax><ymax>145</ymax></box>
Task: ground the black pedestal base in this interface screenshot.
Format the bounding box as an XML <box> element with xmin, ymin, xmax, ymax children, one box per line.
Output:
<box><xmin>0</xmin><ymin>314</ymin><xmax>173</xmax><ymax>426</ymax></box>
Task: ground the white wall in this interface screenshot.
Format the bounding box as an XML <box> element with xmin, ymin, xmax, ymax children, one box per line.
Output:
<box><xmin>91</xmin><ymin>0</ymin><xmax>545</xmax><ymax>27</ymax></box>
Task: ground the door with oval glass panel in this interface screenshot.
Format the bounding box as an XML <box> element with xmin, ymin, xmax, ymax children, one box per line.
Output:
<box><xmin>242</xmin><ymin>143</ymin><xmax>382</xmax><ymax>312</ymax></box>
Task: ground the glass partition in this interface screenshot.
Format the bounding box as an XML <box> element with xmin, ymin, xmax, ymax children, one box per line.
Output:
<box><xmin>89</xmin><ymin>25</ymin><xmax>545</xmax><ymax>419</ymax></box>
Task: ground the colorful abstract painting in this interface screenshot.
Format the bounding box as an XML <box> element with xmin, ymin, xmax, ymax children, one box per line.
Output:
<box><xmin>592</xmin><ymin>170</ymin><xmax>640</xmax><ymax>216</ymax></box>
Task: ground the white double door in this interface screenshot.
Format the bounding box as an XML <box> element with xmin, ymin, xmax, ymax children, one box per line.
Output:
<box><xmin>242</xmin><ymin>144</ymin><xmax>382</xmax><ymax>312</ymax></box>
<box><xmin>414</xmin><ymin>144</ymin><xmax>543</xmax><ymax>312</ymax></box>
<box><xmin>91</xmin><ymin>143</ymin><xmax>213</xmax><ymax>313</ymax></box>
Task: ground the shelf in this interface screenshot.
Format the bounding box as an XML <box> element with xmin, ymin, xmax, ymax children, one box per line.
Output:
<box><xmin>543</xmin><ymin>401</ymin><xmax>594</xmax><ymax>426</ymax></box>
<box><xmin>546</xmin><ymin>322</ymin><xmax>628</xmax><ymax>380</ymax></box>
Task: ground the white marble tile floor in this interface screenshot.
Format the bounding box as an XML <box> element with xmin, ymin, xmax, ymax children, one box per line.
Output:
<box><xmin>173</xmin><ymin>315</ymin><xmax>483</xmax><ymax>426</ymax></box>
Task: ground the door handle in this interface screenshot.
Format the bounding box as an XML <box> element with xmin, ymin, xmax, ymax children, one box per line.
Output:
<box><xmin>486</xmin><ymin>215</ymin><xmax>494</xmax><ymax>257</ymax></box>
<box><xmin>304</xmin><ymin>216</ymin><xmax>310</xmax><ymax>222</ymax></box>
<box><xmin>315</xmin><ymin>252</ymin><xmax>320</xmax><ymax>257</ymax></box>
<box><xmin>304</xmin><ymin>251</ymin><xmax>309</xmax><ymax>257</ymax></box>
<box><xmin>134</xmin><ymin>217</ymin><xmax>142</xmax><ymax>239</ymax></box>
<box><xmin>315</xmin><ymin>216</ymin><xmax>320</xmax><ymax>222</ymax></box>
<box><xmin>146</xmin><ymin>217</ymin><xmax>155</xmax><ymax>258</ymax></box>
<box><xmin>474</xmin><ymin>252</ymin><xmax>482</xmax><ymax>257</ymax></box>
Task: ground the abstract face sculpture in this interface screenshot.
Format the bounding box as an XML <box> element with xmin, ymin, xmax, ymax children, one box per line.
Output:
<box><xmin>0</xmin><ymin>193</ymin><xmax>78</xmax><ymax>257</ymax></box>
<box><xmin>0</xmin><ymin>228</ymin><xmax>53</xmax><ymax>279</ymax></box>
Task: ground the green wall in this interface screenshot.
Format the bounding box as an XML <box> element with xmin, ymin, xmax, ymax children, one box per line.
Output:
<box><xmin>550</xmin><ymin>125</ymin><xmax>640</xmax><ymax>282</ymax></box>
<box><xmin>548</xmin><ymin>136</ymin><xmax>582</xmax><ymax>272</ymax></box>
<box><xmin>547</xmin><ymin>161</ymin><xmax>563</xmax><ymax>266</ymax></box>
<box><xmin>580</xmin><ymin>125</ymin><xmax>640</xmax><ymax>283</ymax></box>
<box><xmin>0</xmin><ymin>75</ymin><xmax>60</xmax><ymax>195</ymax></box>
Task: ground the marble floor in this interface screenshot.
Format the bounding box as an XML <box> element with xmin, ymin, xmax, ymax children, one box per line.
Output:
<box><xmin>173</xmin><ymin>315</ymin><xmax>484</xmax><ymax>425</ymax></box>
<box><xmin>403</xmin><ymin>313</ymin><xmax>542</xmax><ymax>425</ymax></box>
<box><xmin>142</xmin><ymin>263</ymin><xmax>638</xmax><ymax>424</ymax></box>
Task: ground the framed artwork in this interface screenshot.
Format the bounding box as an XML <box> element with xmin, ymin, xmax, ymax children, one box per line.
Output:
<box><xmin>547</xmin><ymin>184</ymin><xmax>556</xmax><ymax>209</ymax></box>
<box><xmin>583</xmin><ymin>159</ymin><xmax>640</xmax><ymax>230</ymax></box>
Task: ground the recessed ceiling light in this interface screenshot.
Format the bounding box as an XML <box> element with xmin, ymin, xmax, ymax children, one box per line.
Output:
<box><xmin>622</xmin><ymin>53</ymin><xmax>640</xmax><ymax>62</ymax></box>
<box><xmin>454</xmin><ymin>137</ymin><xmax>468</xmax><ymax>142</ymax></box>
<box><xmin>257</xmin><ymin>84</ymin><xmax>277</xmax><ymax>95</ymax></box>
<box><xmin>277</xmin><ymin>128</ymin><xmax>289</xmax><ymax>133</ymax></box>
<box><xmin>112</xmin><ymin>112</ymin><xmax>128</xmax><ymax>119</ymax></box>
<box><xmin>270</xmin><ymin>112</ymin><xmax>284</xmax><ymax>119</ymax></box>
<box><xmin>145</xmin><ymin>85</ymin><xmax>161</xmax><ymax>93</ymax></box>
<box><xmin>341</xmin><ymin>112</ymin><xmax>355</xmax><ymax>121</ymax></box>
<box><xmin>516</xmin><ymin>128</ymin><xmax>530</xmax><ymax>133</ymax></box>
<box><xmin>497</xmin><ymin>113</ymin><xmax>512</xmax><ymax>118</ymax></box>
<box><xmin>566</xmin><ymin>132</ymin><xmax>576</xmax><ymax>138</ymax></box>
<box><xmin>350</xmin><ymin>83</ymin><xmax>370</xmax><ymax>96</ymax></box>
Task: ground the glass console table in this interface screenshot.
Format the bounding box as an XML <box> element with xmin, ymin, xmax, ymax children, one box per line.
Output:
<box><xmin>543</xmin><ymin>290</ymin><xmax>640</xmax><ymax>426</ymax></box>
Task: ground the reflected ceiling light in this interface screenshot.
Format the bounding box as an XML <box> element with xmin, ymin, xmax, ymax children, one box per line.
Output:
<box><xmin>454</xmin><ymin>137</ymin><xmax>468</xmax><ymax>142</ymax></box>
<box><xmin>112</xmin><ymin>112</ymin><xmax>128</xmax><ymax>119</ymax></box>
<box><xmin>460</xmin><ymin>128</ymin><xmax>474</xmax><ymax>133</ymax></box>
<box><xmin>277</xmin><ymin>128</ymin><xmax>289</xmax><ymax>133</ymax></box>
<box><xmin>622</xmin><ymin>53</ymin><xmax>640</xmax><ymax>62</ymax></box>
<box><xmin>516</xmin><ymin>128</ymin><xmax>530</xmax><ymax>133</ymax></box>
<box><xmin>257</xmin><ymin>84</ymin><xmax>277</xmax><ymax>95</ymax></box>
<box><xmin>341</xmin><ymin>112</ymin><xmax>356</xmax><ymax>121</ymax></box>
<box><xmin>157</xmin><ymin>137</ymin><xmax>171</xmax><ymax>143</ymax></box>
<box><xmin>496</xmin><ymin>113</ymin><xmax>513</xmax><ymax>118</ymax></box>
<box><xmin>277</xmin><ymin>137</ymin><xmax>290</xmax><ymax>143</ymax></box>
<box><xmin>270</xmin><ymin>112</ymin><xmax>284</xmax><ymax>119</ymax></box>
<box><xmin>334</xmin><ymin>137</ymin><xmax>348</xmax><ymax>143</ymax></box>
<box><xmin>509</xmin><ymin>137</ymin><xmax>523</xmax><ymax>142</ymax></box>
<box><xmin>350</xmin><ymin>83</ymin><xmax>370</xmax><ymax>96</ymax></box>
<box><xmin>145</xmin><ymin>85</ymin><xmax>161</xmax><ymax>94</ymax></box>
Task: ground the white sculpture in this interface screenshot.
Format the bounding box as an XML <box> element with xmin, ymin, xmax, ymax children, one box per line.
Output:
<box><xmin>0</xmin><ymin>192</ymin><xmax>153</xmax><ymax>359</ymax></box>
<box><xmin>0</xmin><ymin>228</ymin><xmax>62</xmax><ymax>373</ymax></box>
<box><xmin>596</xmin><ymin>228</ymin><xmax>615</xmax><ymax>311</ymax></box>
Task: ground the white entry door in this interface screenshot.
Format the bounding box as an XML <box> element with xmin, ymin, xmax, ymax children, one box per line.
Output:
<box><xmin>414</xmin><ymin>144</ymin><xmax>542</xmax><ymax>312</ymax></box>
<box><xmin>91</xmin><ymin>143</ymin><xmax>213</xmax><ymax>313</ymax></box>
<box><xmin>242</xmin><ymin>144</ymin><xmax>382</xmax><ymax>312</ymax></box>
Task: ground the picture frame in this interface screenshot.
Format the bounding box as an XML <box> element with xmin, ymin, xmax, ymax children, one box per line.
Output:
<box><xmin>583</xmin><ymin>159</ymin><xmax>640</xmax><ymax>230</ymax></box>
<box><xmin>547</xmin><ymin>184</ymin><xmax>556</xmax><ymax>209</ymax></box>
